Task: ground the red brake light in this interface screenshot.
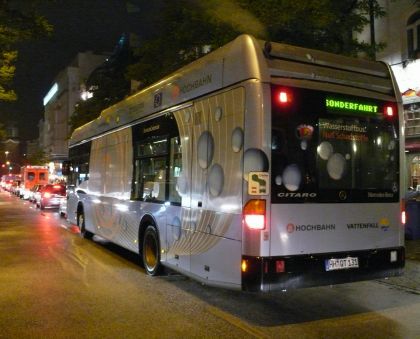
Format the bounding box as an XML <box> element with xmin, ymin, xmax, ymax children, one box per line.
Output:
<box><xmin>243</xmin><ymin>199</ymin><xmax>266</xmax><ymax>230</ymax></box>
<box><xmin>385</xmin><ymin>105</ymin><xmax>394</xmax><ymax>117</ymax></box>
<box><xmin>401</xmin><ymin>211</ymin><xmax>406</xmax><ymax>225</ymax></box>
<box><xmin>401</xmin><ymin>200</ymin><xmax>406</xmax><ymax>225</ymax></box>
<box><xmin>278</xmin><ymin>91</ymin><xmax>290</xmax><ymax>104</ymax></box>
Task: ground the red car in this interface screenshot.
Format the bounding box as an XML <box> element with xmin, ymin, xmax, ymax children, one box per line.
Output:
<box><xmin>36</xmin><ymin>184</ymin><xmax>66</xmax><ymax>210</ymax></box>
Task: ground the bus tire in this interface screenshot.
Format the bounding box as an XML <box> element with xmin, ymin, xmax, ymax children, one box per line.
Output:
<box><xmin>142</xmin><ymin>225</ymin><xmax>162</xmax><ymax>276</ymax></box>
<box><xmin>77</xmin><ymin>208</ymin><xmax>93</xmax><ymax>239</ymax></box>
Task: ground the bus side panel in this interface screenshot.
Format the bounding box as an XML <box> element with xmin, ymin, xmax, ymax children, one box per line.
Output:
<box><xmin>242</xmin><ymin>81</ymin><xmax>272</xmax><ymax>257</ymax></box>
<box><xmin>189</xmin><ymin>229</ymin><xmax>242</xmax><ymax>288</ymax></box>
<box><xmin>164</xmin><ymin>205</ymin><xmax>191</xmax><ymax>272</ymax></box>
<box><xmin>186</xmin><ymin>87</ymin><xmax>245</xmax><ymax>286</ymax></box>
<box><xmin>86</xmin><ymin>128</ymin><xmax>139</xmax><ymax>245</ymax></box>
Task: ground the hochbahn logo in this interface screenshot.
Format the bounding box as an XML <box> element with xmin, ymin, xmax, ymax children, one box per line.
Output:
<box><xmin>286</xmin><ymin>223</ymin><xmax>336</xmax><ymax>233</ymax></box>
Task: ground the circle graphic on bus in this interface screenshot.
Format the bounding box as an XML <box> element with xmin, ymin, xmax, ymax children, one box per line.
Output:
<box><xmin>176</xmin><ymin>171</ymin><xmax>188</xmax><ymax>195</ymax></box>
<box><xmin>231</xmin><ymin>127</ymin><xmax>244</xmax><ymax>153</ymax></box>
<box><xmin>171</xmin><ymin>216</ymin><xmax>182</xmax><ymax>241</ymax></box>
<box><xmin>317</xmin><ymin>141</ymin><xmax>333</xmax><ymax>160</ymax></box>
<box><xmin>243</xmin><ymin>148</ymin><xmax>268</xmax><ymax>181</ymax></box>
<box><xmin>197</xmin><ymin>131</ymin><xmax>214</xmax><ymax>169</ymax></box>
<box><xmin>327</xmin><ymin>153</ymin><xmax>346</xmax><ymax>180</ymax></box>
<box><xmin>208</xmin><ymin>164</ymin><xmax>224</xmax><ymax>197</ymax></box>
<box><xmin>282</xmin><ymin>164</ymin><xmax>301</xmax><ymax>191</ymax></box>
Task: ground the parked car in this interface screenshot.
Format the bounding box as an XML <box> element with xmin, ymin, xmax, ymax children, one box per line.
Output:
<box><xmin>36</xmin><ymin>184</ymin><xmax>66</xmax><ymax>210</ymax></box>
<box><xmin>58</xmin><ymin>196</ymin><xmax>67</xmax><ymax>217</ymax></box>
<box><xmin>28</xmin><ymin>184</ymin><xmax>45</xmax><ymax>203</ymax></box>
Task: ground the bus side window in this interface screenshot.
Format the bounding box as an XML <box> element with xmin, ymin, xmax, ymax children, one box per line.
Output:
<box><xmin>169</xmin><ymin>137</ymin><xmax>182</xmax><ymax>204</ymax></box>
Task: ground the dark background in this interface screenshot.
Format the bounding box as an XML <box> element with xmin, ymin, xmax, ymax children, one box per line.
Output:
<box><xmin>0</xmin><ymin>0</ymin><xmax>161</xmax><ymax>141</ymax></box>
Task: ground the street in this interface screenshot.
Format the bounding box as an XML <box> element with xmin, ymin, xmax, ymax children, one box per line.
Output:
<box><xmin>1</xmin><ymin>190</ymin><xmax>420</xmax><ymax>339</ymax></box>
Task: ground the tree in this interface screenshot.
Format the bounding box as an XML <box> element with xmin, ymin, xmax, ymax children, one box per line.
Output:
<box><xmin>25</xmin><ymin>147</ymin><xmax>48</xmax><ymax>166</ymax></box>
<box><xmin>69</xmin><ymin>33</ymin><xmax>133</xmax><ymax>132</ymax></box>
<box><xmin>127</xmin><ymin>0</ymin><xmax>386</xmax><ymax>87</ymax></box>
<box><xmin>0</xmin><ymin>1</ymin><xmax>52</xmax><ymax>102</ymax></box>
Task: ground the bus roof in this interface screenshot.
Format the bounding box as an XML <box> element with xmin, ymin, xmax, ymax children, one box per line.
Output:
<box><xmin>69</xmin><ymin>34</ymin><xmax>399</xmax><ymax>146</ymax></box>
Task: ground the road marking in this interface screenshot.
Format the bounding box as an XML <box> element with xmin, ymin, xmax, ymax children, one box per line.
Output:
<box><xmin>206</xmin><ymin>306</ymin><xmax>268</xmax><ymax>338</ymax></box>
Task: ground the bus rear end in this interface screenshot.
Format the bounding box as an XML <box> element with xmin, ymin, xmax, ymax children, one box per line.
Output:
<box><xmin>242</xmin><ymin>85</ymin><xmax>404</xmax><ymax>291</ymax></box>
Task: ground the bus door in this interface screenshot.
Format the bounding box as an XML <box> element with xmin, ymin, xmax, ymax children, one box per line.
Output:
<box><xmin>165</xmin><ymin>107</ymin><xmax>194</xmax><ymax>273</ymax></box>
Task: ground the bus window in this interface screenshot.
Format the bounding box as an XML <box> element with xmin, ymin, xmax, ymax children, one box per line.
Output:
<box><xmin>133</xmin><ymin>137</ymin><xmax>169</xmax><ymax>202</ymax></box>
<box><xmin>133</xmin><ymin>156</ymin><xmax>167</xmax><ymax>202</ymax></box>
<box><xmin>169</xmin><ymin>136</ymin><xmax>182</xmax><ymax>204</ymax></box>
<box><xmin>39</xmin><ymin>172</ymin><xmax>46</xmax><ymax>180</ymax></box>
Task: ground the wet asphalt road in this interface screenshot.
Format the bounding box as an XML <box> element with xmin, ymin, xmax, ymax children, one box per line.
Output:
<box><xmin>1</xmin><ymin>190</ymin><xmax>420</xmax><ymax>338</ymax></box>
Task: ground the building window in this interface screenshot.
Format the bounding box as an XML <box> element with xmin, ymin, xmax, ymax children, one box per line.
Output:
<box><xmin>407</xmin><ymin>11</ymin><xmax>420</xmax><ymax>59</ymax></box>
<box><xmin>411</xmin><ymin>156</ymin><xmax>420</xmax><ymax>187</ymax></box>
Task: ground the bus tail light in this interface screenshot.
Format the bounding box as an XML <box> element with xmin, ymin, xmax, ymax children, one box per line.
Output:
<box><xmin>241</xmin><ymin>259</ymin><xmax>248</xmax><ymax>272</ymax></box>
<box><xmin>277</xmin><ymin>90</ymin><xmax>291</xmax><ymax>104</ymax></box>
<box><xmin>243</xmin><ymin>199</ymin><xmax>266</xmax><ymax>230</ymax></box>
<box><xmin>401</xmin><ymin>200</ymin><xmax>406</xmax><ymax>225</ymax></box>
<box><xmin>384</xmin><ymin>104</ymin><xmax>396</xmax><ymax>118</ymax></box>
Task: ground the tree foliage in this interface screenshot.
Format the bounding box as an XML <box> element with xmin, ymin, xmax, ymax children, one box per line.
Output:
<box><xmin>127</xmin><ymin>0</ymin><xmax>386</xmax><ymax>87</ymax></box>
<box><xmin>69</xmin><ymin>34</ymin><xmax>132</xmax><ymax>132</ymax></box>
<box><xmin>25</xmin><ymin>147</ymin><xmax>48</xmax><ymax>166</ymax></box>
<box><xmin>71</xmin><ymin>0</ymin><xmax>387</xmax><ymax>133</ymax></box>
<box><xmin>0</xmin><ymin>1</ymin><xmax>53</xmax><ymax>102</ymax></box>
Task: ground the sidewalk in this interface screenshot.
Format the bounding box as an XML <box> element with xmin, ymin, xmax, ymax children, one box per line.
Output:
<box><xmin>379</xmin><ymin>239</ymin><xmax>420</xmax><ymax>293</ymax></box>
<box><xmin>405</xmin><ymin>238</ymin><xmax>420</xmax><ymax>262</ymax></box>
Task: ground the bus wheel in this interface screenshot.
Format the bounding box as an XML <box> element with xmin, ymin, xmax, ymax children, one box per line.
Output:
<box><xmin>77</xmin><ymin>209</ymin><xmax>93</xmax><ymax>239</ymax></box>
<box><xmin>142</xmin><ymin>225</ymin><xmax>162</xmax><ymax>276</ymax></box>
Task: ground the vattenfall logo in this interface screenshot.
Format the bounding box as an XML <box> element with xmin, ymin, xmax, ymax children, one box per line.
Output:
<box><xmin>286</xmin><ymin>223</ymin><xmax>336</xmax><ymax>233</ymax></box>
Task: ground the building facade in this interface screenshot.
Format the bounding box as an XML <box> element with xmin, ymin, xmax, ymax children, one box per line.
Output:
<box><xmin>357</xmin><ymin>0</ymin><xmax>420</xmax><ymax>190</ymax></box>
<box><xmin>40</xmin><ymin>51</ymin><xmax>108</xmax><ymax>178</ymax></box>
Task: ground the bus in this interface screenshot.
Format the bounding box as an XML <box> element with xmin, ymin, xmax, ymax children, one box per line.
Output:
<box><xmin>65</xmin><ymin>34</ymin><xmax>404</xmax><ymax>292</ymax></box>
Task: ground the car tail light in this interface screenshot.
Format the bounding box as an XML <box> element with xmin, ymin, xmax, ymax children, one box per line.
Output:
<box><xmin>243</xmin><ymin>199</ymin><xmax>266</xmax><ymax>230</ymax></box>
<box><xmin>43</xmin><ymin>192</ymin><xmax>51</xmax><ymax>198</ymax></box>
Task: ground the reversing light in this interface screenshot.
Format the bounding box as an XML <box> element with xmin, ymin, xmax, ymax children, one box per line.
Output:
<box><xmin>243</xmin><ymin>199</ymin><xmax>266</xmax><ymax>230</ymax></box>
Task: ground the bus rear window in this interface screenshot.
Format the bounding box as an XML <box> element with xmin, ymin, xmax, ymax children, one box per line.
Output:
<box><xmin>271</xmin><ymin>86</ymin><xmax>399</xmax><ymax>203</ymax></box>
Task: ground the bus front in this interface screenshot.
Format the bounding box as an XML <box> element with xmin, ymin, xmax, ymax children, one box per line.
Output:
<box><xmin>243</xmin><ymin>85</ymin><xmax>405</xmax><ymax>291</ymax></box>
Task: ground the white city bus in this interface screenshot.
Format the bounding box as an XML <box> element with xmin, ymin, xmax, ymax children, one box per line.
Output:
<box><xmin>65</xmin><ymin>34</ymin><xmax>405</xmax><ymax>291</ymax></box>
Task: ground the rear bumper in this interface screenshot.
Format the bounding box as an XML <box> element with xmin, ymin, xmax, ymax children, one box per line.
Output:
<box><xmin>242</xmin><ymin>247</ymin><xmax>405</xmax><ymax>292</ymax></box>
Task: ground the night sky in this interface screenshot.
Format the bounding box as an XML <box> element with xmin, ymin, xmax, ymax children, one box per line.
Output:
<box><xmin>0</xmin><ymin>0</ymin><xmax>160</xmax><ymax>141</ymax></box>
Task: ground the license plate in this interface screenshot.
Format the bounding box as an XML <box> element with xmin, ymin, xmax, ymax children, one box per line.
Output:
<box><xmin>325</xmin><ymin>257</ymin><xmax>359</xmax><ymax>271</ymax></box>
